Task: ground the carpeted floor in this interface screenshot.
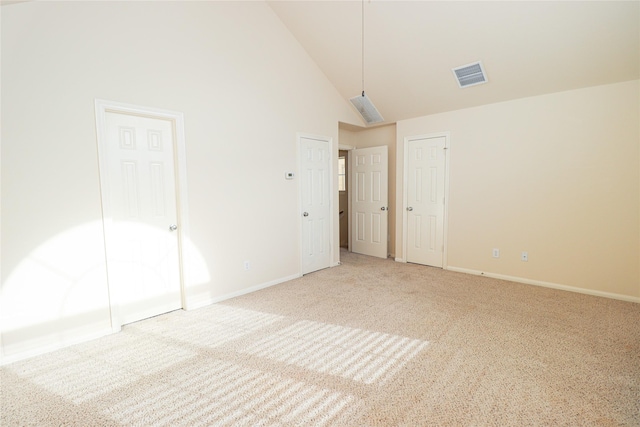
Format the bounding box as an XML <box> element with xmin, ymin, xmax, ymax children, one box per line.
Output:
<box><xmin>2</xmin><ymin>250</ymin><xmax>639</xmax><ymax>426</ymax></box>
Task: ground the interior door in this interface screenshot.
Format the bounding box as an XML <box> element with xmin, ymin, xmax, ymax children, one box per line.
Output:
<box><xmin>300</xmin><ymin>135</ymin><xmax>332</xmax><ymax>274</ymax></box>
<box><xmin>351</xmin><ymin>146</ymin><xmax>388</xmax><ymax>259</ymax></box>
<box><xmin>103</xmin><ymin>112</ymin><xmax>182</xmax><ymax>325</ymax></box>
<box><xmin>406</xmin><ymin>136</ymin><xmax>446</xmax><ymax>267</ymax></box>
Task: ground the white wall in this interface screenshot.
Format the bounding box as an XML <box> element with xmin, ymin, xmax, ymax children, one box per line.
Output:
<box><xmin>396</xmin><ymin>80</ymin><xmax>640</xmax><ymax>301</ymax></box>
<box><xmin>0</xmin><ymin>1</ymin><xmax>361</xmax><ymax>362</ymax></box>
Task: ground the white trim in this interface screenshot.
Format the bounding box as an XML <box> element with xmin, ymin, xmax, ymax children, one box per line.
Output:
<box><xmin>394</xmin><ymin>258</ymin><xmax>406</xmax><ymax>263</ymax></box>
<box><xmin>94</xmin><ymin>99</ymin><xmax>191</xmax><ymax>328</ymax></box>
<box><xmin>186</xmin><ymin>273</ymin><xmax>302</xmax><ymax>311</ymax></box>
<box><xmin>402</xmin><ymin>139</ymin><xmax>408</xmax><ymax>264</ymax></box>
<box><xmin>447</xmin><ymin>266</ymin><xmax>640</xmax><ymax>304</ymax></box>
<box><xmin>338</xmin><ymin>142</ymin><xmax>354</xmax><ymax>252</ymax></box>
<box><xmin>347</xmin><ymin>149</ymin><xmax>352</xmax><ymax>252</ymax></box>
<box><xmin>402</xmin><ymin>132</ymin><xmax>450</xmax><ymax>268</ymax></box>
<box><xmin>297</xmin><ymin>132</ymin><xmax>334</xmax><ymax>275</ymax></box>
<box><xmin>442</xmin><ymin>133</ymin><xmax>451</xmax><ymax>268</ymax></box>
<box><xmin>296</xmin><ymin>135</ymin><xmax>302</xmax><ymax>274</ymax></box>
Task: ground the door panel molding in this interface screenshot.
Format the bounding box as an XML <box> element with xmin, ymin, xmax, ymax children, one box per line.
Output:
<box><xmin>95</xmin><ymin>99</ymin><xmax>191</xmax><ymax>331</ymax></box>
<box><xmin>351</xmin><ymin>145</ymin><xmax>389</xmax><ymax>259</ymax></box>
<box><xmin>402</xmin><ymin>132</ymin><xmax>450</xmax><ymax>268</ymax></box>
<box><xmin>298</xmin><ymin>133</ymin><xmax>334</xmax><ymax>274</ymax></box>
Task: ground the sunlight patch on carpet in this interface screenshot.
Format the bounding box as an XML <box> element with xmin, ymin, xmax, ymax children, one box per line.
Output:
<box><xmin>241</xmin><ymin>319</ymin><xmax>429</xmax><ymax>384</ymax></box>
<box><xmin>101</xmin><ymin>358</ymin><xmax>363</xmax><ymax>426</ymax></box>
<box><xmin>5</xmin><ymin>350</ymin><xmax>145</xmax><ymax>405</ymax></box>
<box><xmin>127</xmin><ymin>304</ymin><xmax>286</xmax><ymax>349</ymax></box>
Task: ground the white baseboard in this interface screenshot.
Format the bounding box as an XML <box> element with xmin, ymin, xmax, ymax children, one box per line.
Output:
<box><xmin>186</xmin><ymin>273</ymin><xmax>302</xmax><ymax>311</ymax></box>
<box><xmin>395</xmin><ymin>258</ymin><xmax>406</xmax><ymax>263</ymax></box>
<box><xmin>1</xmin><ymin>327</ymin><xmax>114</xmax><ymax>366</ymax></box>
<box><xmin>446</xmin><ymin>266</ymin><xmax>640</xmax><ymax>304</ymax></box>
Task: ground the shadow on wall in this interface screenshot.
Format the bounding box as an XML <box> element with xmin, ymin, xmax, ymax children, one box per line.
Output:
<box><xmin>1</xmin><ymin>221</ymin><xmax>210</xmax><ymax>360</ymax></box>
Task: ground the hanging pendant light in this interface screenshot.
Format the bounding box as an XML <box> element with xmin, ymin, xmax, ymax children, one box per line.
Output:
<box><xmin>350</xmin><ymin>0</ymin><xmax>384</xmax><ymax>125</ymax></box>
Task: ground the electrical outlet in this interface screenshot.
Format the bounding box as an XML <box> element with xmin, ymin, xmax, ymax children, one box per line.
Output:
<box><xmin>492</xmin><ymin>248</ymin><xmax>500</xmax><ymax>258</ymax></box>
<box><xmin>521</xmin><ymin>252</ymin><xmax>528</xmax><ymax>262</ymax></box>
<box><xmin>243</xmin><ymin>260</ymin><xmax>250</xmax><ymax>271</ymax></box>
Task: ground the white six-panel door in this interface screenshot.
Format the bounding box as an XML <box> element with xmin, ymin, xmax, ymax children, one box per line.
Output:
<box><xmin>405</xmin><ymin>136</ymin><xmax>447</xmax><ymax>267</ymax></box>
<box><xmin>351</xmin><ymin>146</ymin><xmax>388</xmax><ymax>259</ymax></box>
<box><xmin>300</xmin><ymin>135</ymin><xmax>332</xmax><ymax>274</ymax></box>
<box><xmin>102</xmin><ymin>112</ymin><xmax>182</xmax><ymax>325</ymax></box>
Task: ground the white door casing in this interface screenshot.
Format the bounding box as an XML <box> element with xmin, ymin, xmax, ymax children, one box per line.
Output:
<box><xmin>351</xmin><ymin>146</ymin><xmax>388</xmax><ymax>259</ymax></box>
<box><xmin>338</xmin><ymin>144</ymin><xmax>355</xmax><ymax>252</ymax></box>
<box><xmin>95</xmin><ymin>100</ymin><xmax>189</xmax><ymax>330</ymax></box>
<box><xmin>404</xmin><ymin>134</ymin><xmax>448</xmax><ymax>267</ymax></box>
<box><xmin>299</xmin><ymin>134</ymin><xmax>333</xmax><ymax>274</ymax></box>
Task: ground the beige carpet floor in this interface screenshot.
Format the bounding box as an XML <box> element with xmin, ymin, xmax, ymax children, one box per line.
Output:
<box><xmin>2</xmin><ymin>250</ymin><xmax>639</xmax><ymax>426</ymax></box>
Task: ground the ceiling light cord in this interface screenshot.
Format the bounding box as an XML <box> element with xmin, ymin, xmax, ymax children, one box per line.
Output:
<box><xmin>349</xmin><ymin>0</ymin><xmax>383</xmax><ymax>125</ymax></box>
<box><xmin>361</xmin><ymin>0</ymin><xmax>365</xmax><ymax>97</ymax></box>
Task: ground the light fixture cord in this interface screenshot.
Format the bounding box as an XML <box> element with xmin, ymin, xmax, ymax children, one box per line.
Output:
<box><xmin>361</xmin><ymin>0</ymin><xmax>365</xmax><ymax>96</ymax></box>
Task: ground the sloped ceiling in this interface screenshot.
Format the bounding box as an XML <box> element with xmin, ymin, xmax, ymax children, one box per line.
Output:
<box><xmin>268</xmin><ymin>1</ymin><xmax>640</xmax><ymax>126</ymax></box>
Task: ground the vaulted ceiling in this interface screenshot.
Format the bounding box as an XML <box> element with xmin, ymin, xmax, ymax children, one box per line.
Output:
<box><xmin>268</xmin><ymin>1</ymin><xmax>640</xmax><ymax>126</ymax></box>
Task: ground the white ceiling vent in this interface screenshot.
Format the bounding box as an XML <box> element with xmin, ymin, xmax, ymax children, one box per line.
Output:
<box><xmin>350</xmin><ymin>92</ymin><xmax>384</xmax><ymax>125</ymax></box>
<box><xmin>452</xmin><ymin>61</ymin><xmax>488</xmax><ymax>88</ymax></box>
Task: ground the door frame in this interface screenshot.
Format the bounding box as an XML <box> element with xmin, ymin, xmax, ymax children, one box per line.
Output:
<box><xmin>297</xmin><ymin>132</ymin><xmax>335</xmax><ymax>274</ymax></box>
<box><xmin>338</xmin><ymin>143</ymin><xmax>355</xmax><ymax>252</ymax></box>
<box><xmin>94</xmin><ymin>99</ymin><xmax>191</xmax><ymax>332</ymax></box>
<box><xmin>401</xmin><ymin>132</ymin><xmax>451</xmax><ymax>268</ymax></box>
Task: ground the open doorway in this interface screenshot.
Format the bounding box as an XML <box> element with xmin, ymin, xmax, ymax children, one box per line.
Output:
<box><xmin>338</xmin><ymin>122</ymin><xmax>397</xmax><ymax>260</ymax></box>
<box><xmin>338</xmin><ymin>150</ymin><xmax>349</xmax><ymax>249</ymax></box>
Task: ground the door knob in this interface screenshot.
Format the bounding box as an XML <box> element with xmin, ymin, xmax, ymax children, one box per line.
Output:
<box><xmin>407</xmin><ymin>207</ymin><xmax>413</xmax><ymax>211</ymax></box>
<box><xmin>169</xmin><ymin>224</ymin><xmax>178</xmax><ymax>231</ymax></box>
<box><xmin>381</xmin><ymin>207</ymin><xmax>386</xmax><ymax>211</ymax></box>
<box><xmin>303</xmin><ymin>212</ymin><xmax>309</xmax><ymax>217</ymax></box>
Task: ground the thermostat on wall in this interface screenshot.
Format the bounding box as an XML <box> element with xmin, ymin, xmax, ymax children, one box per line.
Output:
<box><xmin>285</xmin><ymin>172</ymin><xmax>295</xmax><ymax>180</ymax></box>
